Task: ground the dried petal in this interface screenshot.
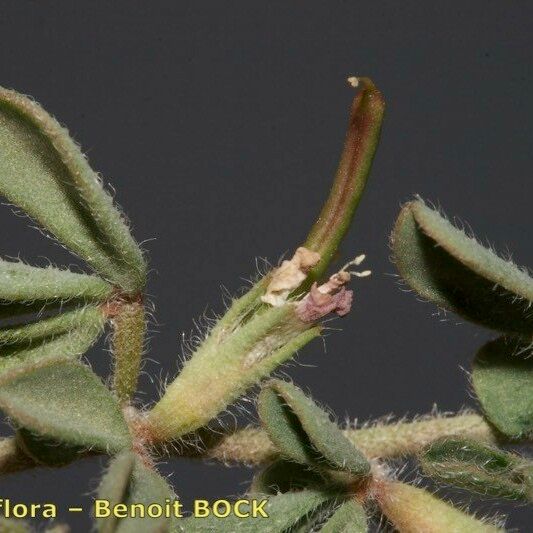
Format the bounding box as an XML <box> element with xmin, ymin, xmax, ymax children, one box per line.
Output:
<box><xmin>296</xmin><ymin>283</ymin><xmax>353</xmax><ymax>322</ymax></box>
<box><xmin>262</xmin><ymin>247</ymin><xmax>320</xmax><ymax>306</ymax></box>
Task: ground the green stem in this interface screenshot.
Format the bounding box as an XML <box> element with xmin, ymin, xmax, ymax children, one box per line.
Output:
<box><xmin>111</xmin><ymin>301</ymin><xmax>146</xmax><ymax>405</ymax></box>
<box><xmin>377</xmin><ymin>480</ymin><xmax>502</xmax><ymax>532</ymax></box>
<box><xmin>147</xmin><ymin>305</ymin><xmax>318</xmax><ymax>441</ymax></box>
<box><xmin>181</xmin><ymin>412</ymin><xmax>499</xmax><ymax>465</ymax></box>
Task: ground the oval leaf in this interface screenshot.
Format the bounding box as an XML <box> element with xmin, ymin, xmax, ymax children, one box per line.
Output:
<box><xmin>0</xmin><ymin>360</ymin><xmax>131</xmax><ymax>453</ymax></box>
<box><xmin>258</xmin><ymin>380</ymin><xmax>370</xmax><ymax>477</ymax></box>
<box><xmin>392</xmin><ymin>200</ymin><xmax>533</xmax><ymax>335</ymax></box>
<box><xmin>0</xmin><ymin>436</ymin><xmax>36</xmax><ymax>475</ymax></box>
<box><xmin>96</xmin><ymin>452</ymin><xmax>175</xmax><ymax>533</ymax></box>
<box><xmin>472</xmin><ymin>336</ymin><xmax>533</xmax><ymax>439</ymax></box>
<box><xmin>179</xmin><ymin>489</ymin><xmax>335</xmax><ymax>533</ymax></box>
<box><xmin>421</xmin><ymin>437</ymin><xmax>531</xmax><ymax>501</ymax></box>
<box><xmin>96</xmin><ymin>451</ymin><xmax>136</xmax><ymax>533</ymax></box>
<box><xmin>250</xmin><ymin>460</ymin><xmax>327</xmax><ymax>495</ymax></box>
<box><xmin>0</xmin><ymin>306</ymin><xmax>105</xmax><ymax>377</ymax></box>
<box><xmin>16</xmin><ymin>428</ymin><xmax>81</xmax><ymax>467</ymax></box>
<box><xmin>321</xmin><ymin>500</ymin><xmax>368</xmax><ymax>533</ymax></box>
<box><xmin>0</xmin><ymin>88</ymin><xmax>146</xmax><ymax>293</ymax></box>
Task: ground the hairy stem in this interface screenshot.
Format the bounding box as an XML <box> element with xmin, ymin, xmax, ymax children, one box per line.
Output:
<box><xmin>147</xmin><ymin>303</ymin><xmax>319</xmax><ymax>441</ymax></box>
<box><xmin>111</xmin><ymin>300</ymin><xmax>146</xmax><ymax>405</ymax></box>
<box><xmin>375</xmin><ymin>480</ymin><xmax>502</xmax><ymax>532</ymax></box>
<box><xmin>183</xmin><ymin>412</ymin><xmax>498</xmax><ymax>465</ymax></box>
<box><xmin>345</xmin><ymin>412</ymin><xmax>498</xmax><ymax>459</ymax></box>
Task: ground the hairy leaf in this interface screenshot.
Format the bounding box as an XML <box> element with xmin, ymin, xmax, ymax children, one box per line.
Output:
<box><xmin>391</xmin><ymin>200</ymin><xmax>533</xmax><ymax>335</ymax></box>
<box><xmin>472</xmin><ymin>336</ymin><xmax>533</xmax><ymax>439</ymax></box>
<box><xmin>0</xmin><ymin>306</ymin><xmax>105</xmax><ymax>376</ymax></box>
<box><xmin>421</xmin><ymin>437</ymin><xmax>532</xmax><ymax>501</ymax></box>
<box><xmin>0</xmin><ymin>436</ymin><xmax>36</xmax><ymax>475</ymax></box>
<box><xmin>96</xmin><ymin>452</ymin><xmax>175</xmax><ymax>533</ymax></box>
<box><xmin>16</xmin><ymin>428</ymin><xmax>82</xmax><ymax>467</ymax></box>
<box><xmin>179</xmin><ymin>489</ymin><xmax>336</xmax><ymax>533</ymax></box>
<box><xmin>96</xmin><ymin>452</ymin><xmax>136</xmax><ymax>533</ymax></box>
<box><xmin>0</xmin><ymin>360</ymin><xmax>131</xmax><ymax>453</ymax></box>
<box><xmin>290</xmin><ymin>498</ymin><xmax>342</xmax><ymax>533</ymax></box>
<box><xmin>321</xmin><ymin>500</ymin><xmax>368</xmax><ymax>533</ymax></box>
<box><xmin>118</xmin><ymin>459</ymin><xmax>176</xmax><ymax>533</ymax></box>
<box><xmin>250</xmin><ymin>459</ymin><xmax>326</xmax><ymax>495</ymax></box>
<box><xmin>378</xmin><ymin>481</ymin><xmax>502</xmax><ymax>532</ymax></box>
<box><xmin>0</xmin><ymin>258</ymin><xmax>112</xmax><ymax>305</ymax></box>
<box><xmin>0</xmin><ymin>88</ymin><xmax>146</xmax><ymax>293</ymax></box>
<box><xmin>0</xmin><ymin>305</ymin><xmax>104</xmax><ymax>345</ymax></box>
<box><xmin>258</xmin><ymin>380</ymin><xmax>370</xmax><ymax>476</ymax></box>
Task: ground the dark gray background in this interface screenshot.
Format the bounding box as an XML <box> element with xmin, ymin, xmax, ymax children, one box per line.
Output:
<box><xmin>0</xmin><ymin>1</ymin><xmax>532</xmax><ymax>531</ymax></box>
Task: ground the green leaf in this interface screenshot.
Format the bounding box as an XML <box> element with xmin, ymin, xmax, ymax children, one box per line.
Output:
<box><xmin>0</xmin><ymin>436</ymin><xmax>36</xmax><ymax>475</ymax></box>
<box><xmin>250</xmin><ymin>459</ymin><xmax>326</xmax><ymax>495</ymax></box>
<box><xmin>472</xmin><ymin>336</ymin><xmax>533</xmax><ymax>439</ymax></box>
<box><xmin>96</xmin><ymin>452</ymin><xmax>176</xmax><ymax>533</ymax></box>
<box><xmin>96</xmin><ymin>452</ymin><xmax>136</xmax><ymax>533</ymax></box>
<box><xmin>304</xmin><ymin>78</ymin><xmax>385</xmax><ymax>283</ymax></box>
<box><xmin>0</xmin><ymin>259</ymin><xmax>113</xmax><ymax>323</ymax></box>
<box><xmin>0</xmin><ymin>306</ymin><xmax>105</xmax><ymax>376</ymax></box>
<box><xmin>391</xmin><ymin>200</ymin><xmax>533</xmax><ymax>335</ymax></box>
<box><xmin>0</xmin><ymin>305</ymin><xmax>104</xmax><ymax>345</ymax></box>
<box><xmin>0</xmin><ymin>258</ymin><xmax>112</xmax><ymax>306</ymax></box>
<box><xmin>378</xmin><ymin>481</ymin><xmax>502</xmax><ymax>532</ymax></box>
<box><xmin>118</xmin><ymin>459</ymin><xmax>176</xmax><ymax>533</ymax></box>
<box><xmin>289</xmin><ymin>498</ymin><xmax>342</xmax><ymax>533</ymax></box>
<box><xmin>179</xmin><ymin>489</ymin><xmax>336</xmax><ymax>533</ymax></box>
<box><xmin>0</xmin><ymin>360</ymin><xmax>131</xmax><ymax>453</ymax></box>
<box><xmin>321</xmin><ymin>500</ymin><xmax>368</xmax><ymax>533</ymax></box>
<box><xmin>421</xmin><ymin>437</ymin><xmax>532</xmax><ymax>501</ymax></box>
<box><xmin>15</xmin><ymin>428</ymin><xmax>81</xmax><ymax>467</ymax></box>
<box><xmin>0</xmin><ymin>88</ymin><xmax>146</xmax><ymax>293</ymax></box>
<box><xmin>258</xmin><ymin>380</ymin><xmax>370</xmax><ymax>476</ymax></box>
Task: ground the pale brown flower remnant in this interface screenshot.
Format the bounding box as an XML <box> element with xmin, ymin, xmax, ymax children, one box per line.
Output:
<box><xmin>261</xmin><ymin>247</ymin><xmax>321</xmax><ymax>307</ymax></box>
